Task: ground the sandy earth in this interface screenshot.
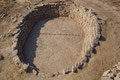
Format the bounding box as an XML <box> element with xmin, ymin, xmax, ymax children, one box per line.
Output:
<box><xmin>0</xmin><ymin>0</ymin><xmax>120</xmax><ymax>80</ymax></box>
<box><xmin>23</xmin><ymin>17</ymin><xmax>84</xmax><ymax>73</ymax></box>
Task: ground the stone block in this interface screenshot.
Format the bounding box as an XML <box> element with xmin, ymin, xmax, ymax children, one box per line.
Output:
<box><xmin>63</xmin><ymin>68</ymin><xmax>71</xmax><ymax>74</ymax></box>
<box><xmin>72</xmin><ymin>66</ymin><xmax>77</xmax><ymax>73</ymax></box>
<box><xmin>103</xmin><ymin>70</ymin><xmax>112</xmax><ymax>77</ymax></box>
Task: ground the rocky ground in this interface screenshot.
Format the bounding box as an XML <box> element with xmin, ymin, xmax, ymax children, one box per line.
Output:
<box><xmin>0</xmin><ymin>0</ymin><xmax>120</xmax><ymax>80</ymax></box>
<box><xmin>101</xmin><ymin>62</ymin><xmax>120</xmax><ymax>80</ymax></box>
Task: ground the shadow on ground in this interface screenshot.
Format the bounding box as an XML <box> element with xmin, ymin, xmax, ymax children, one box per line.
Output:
<box><xmin>23</xmin><ymin>18</ymin><xmax>55</xmax><ymax>74</ymax></box>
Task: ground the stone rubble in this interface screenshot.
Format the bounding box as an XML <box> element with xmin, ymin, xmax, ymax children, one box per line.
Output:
<box><xmin>101</xmin><ymin>62</ymin><xmax>120</xmax><ymax>80</ymax></box>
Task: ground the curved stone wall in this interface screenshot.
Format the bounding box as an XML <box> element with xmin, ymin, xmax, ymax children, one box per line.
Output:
<box><xmin>11</xmin><ymin>1</ymin><xmax>101</xmax><ymax>77</ymax></box>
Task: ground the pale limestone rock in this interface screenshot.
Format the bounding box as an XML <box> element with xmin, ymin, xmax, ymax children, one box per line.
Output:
<box><xmin>114</xmin><ymin>73</ymin><xmax>120</xmax><ymax>80</ymax></box>
<box><xmin>85</xmin><ymin>52</ymin><xmax>91</xmax><ymax>57</ymax></box>
<box><xmin>116</xmin><ymin>65</ymin><xmax>120</xmax><ymax>70</ymax></box>
<box><xmin>32</xmin><ymin>69</ymin><xmax>37</xmax><ymax>75</ymax></box>
<box><xmin>22</xmin><ymin>64</ymin><xmax>29</xmax><ymax>70</ymax></box>
<box><xmin>82</xmin><ymin>57</ymin><xmax>88</xmax><ymax>62</ymax></box>
<box><xmin>12</xmin><ymin>50</ymin><xmax>18</xmax><ymax>57</ymax></box>
<box><xmin>63</xmin><ymin>68</ymin><xmax>71</xmax><ymax>74</ymax></box>
<box><xmin>53</xmin><ymin>72</ymin><xmax>59</xmax><ymax>76</ymax></box>
<box><xmin>103</xmin><ymin>70</ymin><xmax>111</xmax><ymax>77</ymax></box>
<box><xmin>13</xmin><ymin>56</ymin><xmax>21</xmax><ymax>66</ymax></box>
<box><xmin>72</xmin><ymin>66</ymin><xmax>77</xmax><ymax>72</ymax></box>
<box><xmin>118</xmin><ymin>62</ymin><xmax>120</xmax><ymax>65</ymax></box>
<box><xmin>107</xmin><ymin>73</ymin><xmax>114</xmax><ymax>78</ymax></box>
<box><xmin>78</xmin><ymin>62</ymin><xmax>84</xmax><ymax>69</ymax></box>
<box><xmin>12</xmin><ymin>18</ymin><xmax>17</xmax><ymax>23</ymax></box>
<box><xmin>12</xmin><ymin>42</ymin><xmax>17</xmax><ymax>50</ymax></box>
<box><xmin>13</xmin><ymin>29</ymin><xmax>20</xmax><ymax>35</ymax></box>
<box><xmin>112</xmin><ymin>68</ymin><xmax>119</xmax><ymax>76</ymax></box>
<box><xmin>45</xmin><ymin>73</ymin><xmax>55</xmax><ymax>78</ymax></box>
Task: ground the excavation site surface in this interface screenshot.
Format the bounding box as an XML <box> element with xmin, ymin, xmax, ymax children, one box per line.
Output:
<box><xmin>23</xmin><ymin>17</ymin><xmax>84</xmax><ymax>73</ymax></box>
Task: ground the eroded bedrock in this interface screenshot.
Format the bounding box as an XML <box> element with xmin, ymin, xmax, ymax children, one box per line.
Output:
<box><xmin>23</xmin><ymin>17</ymin><xmax>84</xmax><ymax>73</ymax></box>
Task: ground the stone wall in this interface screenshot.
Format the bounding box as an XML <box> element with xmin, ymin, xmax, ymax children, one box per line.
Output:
<box><xmin>11</xmin><ymin>1</ymin><xmax>102</xmax><ymax>77</ymax></box>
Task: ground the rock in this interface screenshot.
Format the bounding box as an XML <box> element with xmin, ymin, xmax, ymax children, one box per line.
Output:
<box><xmin>12</xmin><ymin>18</ymin><xmax>17</xmax><ymax>23</ymax></box>
<box><xmin>82</xmin><ymin>57</ymin><xmax>89</xmax><ymax>63</ymax></box>
<box><xmin>0</xmin><ymin>13</ymin><xmax>7</xmax><ymax>19</ymax></box>
<box><xmin>0</xmin><ymin>55</ymin><xmax>4</xmax><ymax>60</ymax></box>
<box><xmin>101</xmin><ymin>77</ymin><xmax>113</xmax><ymax>80</ymax></box>
<box><xmin>103</xmin><ymin>70</ymin><xmax>112</xmax><ymax>77</ymax></box>
<box><xmin>116</xmin><ymin>64</ymin><xmax>120</xmax><ymax>70</ymax></box>
<box><xmin>74</xmin><ymin>63</ymin><xmax>79</xmax><ymax>68</ymax></box>
<box><xmin>63</xmin><ymin>68</ymin><xmax>71</xmax><ymax>74</ymax></box>
<box><xmin>12</xmin><ymin>42</ymin><xmax>17</xmax><ymax>50</ymax></box>
<box><xmin>112</xmin><ymin>68</ymin><xmax>119</xmax><ymax>76</ymax></box>
<box><xmin>12</xmin><ymin>50</ymin><xmax>18</xmax><ymax>57</ymax></box>
<box><xmin>12</xmin><ymin>29</ymin><xmax>20</xmax><ymax>36</ymax></box>
<box><xmin>18</xmin><ymin>64</ymin><xmax>29</xmax><ymax>73</ymax></box>
<box><xmin>93</xmin><ymin>39</ymin><xmax>99</xmax><ymax>45</ymax></box>
<box><xmin>16</xmin><ymin>0</ymin><xmax>27</xmax><ymax>3</ymax></box>
<box><xmin>46</xmin><ymin>73</ymin><xmax>55</xmax><ymax>78</ymax></box>
<box><xmin>13</xmin><ymin>56</ymin><xmax>21</xmax><ymax>66</ymax></box>
<box><xmin>0</xmin><ymin>34</ymin><xmax>6</xmax><ymax>39</ymax></box>
<box><xmin>22</xmin><ymin>64</ymin><xmax>29</xmax><ymax>70</ymax></box>
<box><xmin>114</xmin><ymin>73</ymin><xmax>120</xmax><ymax>80</ymax></box>
<box><xmin>78</xmin><ymin>62</ymin><xmax>84</xmax><ymax>69</ymax></box>
<box><xmin>107</xmin><ymin>73</ymin><xmax>114</xmax><ymax>78</ymax></box>
<box><xmin>72</xmin><ymin>66</ymin><xmax>77</xmax><ymax>73</ymax></box>
<box><xmin>13</xmin><ymin>33</ymin><xmax>19</xmax><ymax>39</ymax></box>
<box><xmin>53</xmin><ymin>72</ymin><xmax>59</xmax><ymax>76</ymax></box>
<box><xmin>18</xmin><ymin>68</ymin><xmax>24</xmax><ymax>73</ymax></box>
<box><xmin>74</xmin><ymin>62</ymin><xmax>84</xmax><ymax>69</ymax></box>
<box><xmin>118</xmin><ymin>62</ymin><xmax>120</xmax><ymax>65</ymax></box>
<box><xmin>85</xmin><ymin>52</ymin><xmax>91</xmax><ymax>57</ymax></box>
<box><xmin>0</xmin><ymin>35</ymin><xmax>2</xmax><ymax>38</ymax></box>
<box><xmin>32</xmin><ymin>69</ymin><xmax>37</xmax><ymax>75</ymax></box>
<box><xmin>0</xmin><ymin>47</ymin><xmax>12</xmax><ymax>56</ymax></box>
<box><xmin>38</xmin><ymin>72</ymin><xmax>46</xmax><ymax>77</ymax></box>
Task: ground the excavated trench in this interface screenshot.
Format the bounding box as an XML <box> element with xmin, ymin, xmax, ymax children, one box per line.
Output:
<box><xmin>12</xmin><ymin>1</ymin><xmax>101</xmax><ymax>77</ymax></box>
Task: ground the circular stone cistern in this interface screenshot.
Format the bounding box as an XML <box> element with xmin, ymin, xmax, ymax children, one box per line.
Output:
<box><xmin>12</xmin><ymin>1</ymin><xmax>101</xmax><ymax>78</ymax></box>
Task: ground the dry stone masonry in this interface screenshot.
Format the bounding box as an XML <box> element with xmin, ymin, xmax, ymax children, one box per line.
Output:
<box><xmin>11</xmin><ymin>1</ymin><xmax>102</xmax><ymax>77</ymax></box>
